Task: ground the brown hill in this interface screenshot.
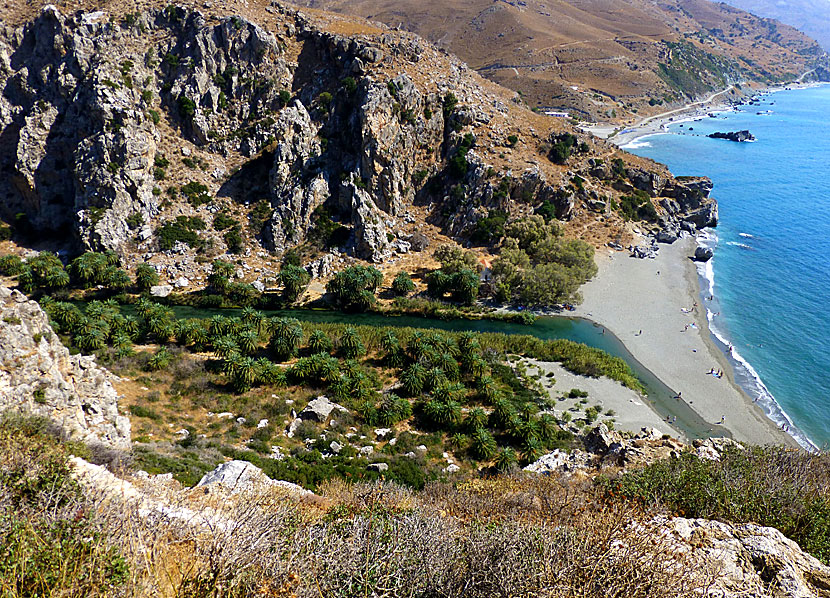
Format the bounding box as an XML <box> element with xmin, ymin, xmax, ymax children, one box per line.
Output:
<box><xmin>290</xmin><ymin>0</ymin><xmax>828</xmax><ymax>121</ymax></box>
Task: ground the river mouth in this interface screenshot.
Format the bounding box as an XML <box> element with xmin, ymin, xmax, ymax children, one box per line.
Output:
<box><xmin>121</xmin><ymin>303</ymin><xmax>726</xmax><ymax>441</ymax></box>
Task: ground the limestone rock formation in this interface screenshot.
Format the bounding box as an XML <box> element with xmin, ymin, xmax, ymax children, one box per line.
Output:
<box><xmin>666</xmin><ymin>517</ymin><xmax>830</xmax><ymax>598</ymax></box>
<box><xmin>197</xmin><ymin>460</ymin><xmax>310</xmax><ymax>496</ymax></box>
<box><xmin>0</xmin><ymin>286</ymin><xmax>130</xmax><ymax>448</ymax></box>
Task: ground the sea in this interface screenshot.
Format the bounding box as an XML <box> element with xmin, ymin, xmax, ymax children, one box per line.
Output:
<box><xmin>623</xmin><ymin>84</ymin><xmax>830</xmax><ymax>450</ymax></box>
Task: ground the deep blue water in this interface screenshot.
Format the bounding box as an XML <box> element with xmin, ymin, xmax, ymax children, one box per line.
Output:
<box><xmin>624</xmin><ymin>85</ymin><xmax>830</xmax><ymax>449</ymax></box>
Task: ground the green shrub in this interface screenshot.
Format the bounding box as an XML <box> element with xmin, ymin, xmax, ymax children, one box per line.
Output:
<box><xmin>156</xmin><ymin>216</ymin><xmax>205</xmax><ymax>251</ymax></box>
<box><xmin>223</xmin><ymin>226</ymin><xmax>244</xmax><ymax>254</ymax></box>
<box><xmin>326</xmin><ymin>265</ymin><xmax>383</xmax><ymax>312</ymax></box>
<box><xmin>603</xmin><ymin>447</ymin><xmax>830</xmax><ymax>565</ymax></box>
<box><xmin>180</xmin><ymin>181</ymin><xmax>211</xmax><ymax>206</ymax></box>
<box><xmin>391</xmin><ymin>271</ymin><xmax>415</xmax><ymax>296</ymax></box>
<box><xmin>470</xmin><ymin>210</ymin><xmax>508</xmax><ymax>245</ymax></box>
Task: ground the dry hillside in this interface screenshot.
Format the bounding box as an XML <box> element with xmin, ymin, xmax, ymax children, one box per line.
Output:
<box><xmin>291</xmin><ymin>0</ymin><xmax>829</xmax><ymax>121</ymax></box>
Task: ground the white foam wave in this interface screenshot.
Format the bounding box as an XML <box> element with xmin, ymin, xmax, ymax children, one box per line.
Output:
<box><xmin>694</xmin><ymin>234</ymin><xmax>817</xmax><ymax>451</ymax></box>
<box><xmin>622</xmin><ymin>139</ymin><xmax>652</xmax><ymax>149</ymax></box>
<box><xmin>725</xmin><ymin>241</ymin><xmax>754</xmax><ymax>250</ymax></box>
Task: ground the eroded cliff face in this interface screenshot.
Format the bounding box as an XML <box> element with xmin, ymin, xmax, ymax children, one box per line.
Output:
<box><xmin>0</xmin><ymin>2</ymin><xmax>717</xmax><ymax>265</ymax></box>
<box><xmin>0</xmin><ymin>286</ymin><xmax>130</xmax><ymax>448</ymax></box>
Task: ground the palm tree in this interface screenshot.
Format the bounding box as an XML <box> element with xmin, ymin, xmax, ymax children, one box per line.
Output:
<box><xmin>222</xmin><ymin>351</ymin><xmax>243</xmax><ymax>377</ymax></box>
<box><xmin>112</xmin><ymin>332</ymin><xmax>134</xmax><ymax>358</ymax></box>
<box><xmin>520</xmin><ymin>436</ymin><xmax>544</xmax><ymax>465</ymax></box>
<box><xmin>134</xmin><ymin>263</ymin><xmax>159</xmax><ymax>292</ymax></box>
<box><xmin>380</xmin><ymin>330</ymin><xmax>399</xmax><ymax>354</ymax></box>
<box><xmin>489</xmin><ymin>397</ymin><xmax>515</xmax><ymax>429</ymax></box>
<box><xmin>464</xmin><ymin>407</ymin><xmax>488</xmax><ymax>432</ymax></box>
<box><xmin>425</xmin><ymin>367</ymin><xmax>447</xmax><ymax>392</ymax></box>
<box><xmin>254</xmin><ymin>358</ymin><xmax>286</xmax><ymax>386</ymax></box>
<box><xmin>400</xmin><ymin>363</ymin><xmax>426</xmax><ymax>396</ymax></box>
<box><xmin>329</xmin><ymin>375</ymin><xmax>352</xmax><ymax>404</ymax></box>
<box><xmin>148</xmin><ymin>317</ymin><xmax>173</xmax><ymax>343</ymax></box>
<box><xmin>212</xmin><ymin>336</ymin><xmax>239</xmax><ymax>360</ymax></box>
<box><xmin>356</xmin><ymin>400</ymin><xmax>378</xmax><ymax>425</ymax></box>
<box><xmin>436</xmin><ymin>352</ymin><xmax>460</xmax><ymax>381</ymax></box>
<box><xmin>458</xmin><ymin>332</ymin><xmax>480</xmax><ymax>355</ymax></box>
<box><xmin>269</xmin><ymin>318</ymin><xmax>303</xmax><ymax>361</ymax></box>
<box><xmin>449</xmin><ymin>432</ymin><xmax>468</xmax><ymax>451</ymax></box>
<box><xmin>494</xmin><ymin>447</ymin><xmax>517</xmax><ymax>472</ymax></box>
<box><xmin>470</xmin><ymin>427</ymin><xmax>497</xmax><ymax>460</ymax></box>
<box><xmin>237</xmin><ymin>328</ymin><xmax>260</xmax><ymax>356</ymax></box>
<box><xmin>511</xmin><ymin>416</ymin><xmax>540</xmax><ymax>446</ymax></box>
<box><xmin>406</xmin><ymin>331</ymin><xmax>429</xmax><ymax>362</ymax></box>
<box><xmin>146</xmin><ymin>346</ymin><xmax>173</xmax><ymax>371</ymax></box>
<box><xmin>76</xmin><ymin>327</ymin><xmax>107</xmax><ymax>353</ymax></box>
<box><xmin>310</xmin><ymin>353</ymin><xmax>340</xmax><ymax>383</ymax></box>
<box><xmin>431</xmin><ymin>381</ymin><xmax>465</xmax><ymax>405</ymax></box>
<box><xmin>476</xmin><ymin>375</ymin><xmax>500</xmax><ymax>403</ymax></box>
<box><xmin>338</xmin><ymin>327</ymin><xmax>365</xmax><ymax>359</ymax></box>
<box><xmin>466</xmin><ymin>356</ymin><xmax>488</xmax><ymax>379</ymax></box>
<box><xmin>231</xmin><ymin>356</ymin><xmax>257</xmax><ymax>393</ymax></box>
<box><xmin>308</xmin><ymin>329</ymin><xmax>333</xmax><ymax>354</ymax></box>
<box><xmin>208</xmin><ymin>315</ymin><xmax>231</xmax><ymax>337</ymax></box>
<box><xmin>538</xmin><ymin>414</ymin><xmax>558</xmax><ymax>444</ymax></box>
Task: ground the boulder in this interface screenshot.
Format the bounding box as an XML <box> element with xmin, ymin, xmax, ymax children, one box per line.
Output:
<box><xmin>367</xmin><ymin>462</ymin><xmax>388</xmax><ymax>472</ymax></box>
<box><xmin>523</xmin><ymin>449</ymin><xmax>592</xmax><ymax>473</ymax></box>
<box><xmin>409</xmin><ymin>231</ymin><xmax>430</xmax><ymax>252</ymax></box>
<box><xmin>584</xmin><ymin>423</ymin><xmax>618</xmax><ymax>454</ymax></box>
<box><xmin>197</xmin><ymin>460</ymin><xmax>310</xmax><ymax>496</ymax></box>
<box><xmin>656</xmin><ymin>229</ymin><xmax>678</xmax><ymax>244</ymax></box>
<box><xmin>150</xmin><ymin>284</ymin><xmax>173</xmax><ymax>297</ymax></box>
<box><xmin>694</xmin><ymin>246</ymin><xmax>714</xmax><ymax>262</ymax></box>
<box><xmin>298</xmin><ymin>396</ymin><xmax>348</xmax><ymax>422</ymax></box>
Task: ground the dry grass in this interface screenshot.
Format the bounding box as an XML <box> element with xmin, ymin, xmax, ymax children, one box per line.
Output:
<box><xmin>1</xmin><ymin>414</ymin><xmax>721</xmax><ymax>597</ymax></box>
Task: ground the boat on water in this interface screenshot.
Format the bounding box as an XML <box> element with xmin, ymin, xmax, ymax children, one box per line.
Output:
<box><xmin>756</xmin><ymin>110</ymin><xmax>774</xmax><ymax>115</ymax></box>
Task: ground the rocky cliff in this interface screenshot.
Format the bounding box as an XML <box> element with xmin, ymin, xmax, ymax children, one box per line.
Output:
<box><xmin>0</xmin><ymin>1</ymin><xmax>716</xmax><ymax>270</ymax></box>
<box><xmin>0</xmin><ymin>285</ymin><xmax>130</xmax><ymax>448</ymax></box>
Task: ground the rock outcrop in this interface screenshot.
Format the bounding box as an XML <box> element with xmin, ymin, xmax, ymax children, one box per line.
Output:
<box><xmin>666</xmin><ymin>517</ymin><xmax>830</xmax><ymax>598</ymax></box>
<box><xmin>708</xmin><ymin>130</ymin><xmax>756</xmax><ymax>142</ymax></box>
<box><xmin>0</xmin><ymin>286</ymin><xmax>130</xmax><ymax>448</ymax></box>
<box><xmin>0</xmin><ymin>2</ymin><xmax>720</xmax><ymax>266</ymax></box>
<box><xmin>197</xmin><ymin>460</ymin><xmax>310</xmax><ymax>496</ymax></box>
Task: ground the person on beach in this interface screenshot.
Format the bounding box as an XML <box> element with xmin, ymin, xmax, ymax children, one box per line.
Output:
<box><xmin>719</xmin><ymin>415</ymin><xmax>725</xmax><ymax>424</ymax></box>
<box><xmin>674</xmin><ymin>391</ymin><xmax>682</xmax><ymax>400</ymax></box>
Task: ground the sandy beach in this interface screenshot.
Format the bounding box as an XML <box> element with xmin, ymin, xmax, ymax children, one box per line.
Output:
<box><xmin>572</xmin><ymin>236</ymin><xmax>797</xmax><ymax>447</ymax></box>
<box><xmin>520</xmin><ymin>358</ymin><xmax>672</xmax><ymax>436</ymax></box>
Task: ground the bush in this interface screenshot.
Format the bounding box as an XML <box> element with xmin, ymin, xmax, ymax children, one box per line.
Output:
<box><xmin>212</xmin><ymin>212</ymin><xmax>236</xmax><ymax>231</ymax></box>
<box><xmin>326</xmin><ymin>265</ymin><xmax>383</xmax><ymax>312</ymax></box>
<box><xmin>277</xmin><ymin>264</ymin><xmax>310</xmax><ymax>303</ymax></box>
<box><xmin>603</xmin><ymin>447</ymin><xmax>830</xmax><ymax>565</ymax></box>
<box><xmin>392</xmin><ymin>271</ymin><xmax>415</xmax><ymax>296</ymax></box>
<box><xmin>618</xmin><ymin>190</ymin><xmax>658</xmax><ymax>222</ymax></box>
<box><xmin>0</xmin><ymin>418</ymin><xmax>130</xmax><ymax>596</ymax></box>
<box><xmin>156</xmin><ymin>216</ymin><xmax>205</xmax><ymax>251</ymax></box>
<box><xmin>489</xmin><ymin>215</ymin><xmax>596</xmax><ymax>307</ymax></box>
<box><xmin>548</xmin><ymin>133</ymin><xmax>577</xmax><ymax>164</ymax></box>
<box><xmin>180</xmin><ymin>181</ymin><xmax>211</xmax><ymax>207</ymax></box>
<box><xmin>223</xmin><ymin>226</ymin><xmax>244</xmax><ymax>254</ymax></box>
<box><xmin>470</xmin><ymin>210</ymin><xmax>508</xmax><ymax>245</ymax></box>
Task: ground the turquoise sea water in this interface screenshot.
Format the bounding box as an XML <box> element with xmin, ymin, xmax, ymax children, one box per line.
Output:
<box><xmin>624</xmin><ymin>85</ymin><xmax>830</xmax><ymax>449</ymax></box>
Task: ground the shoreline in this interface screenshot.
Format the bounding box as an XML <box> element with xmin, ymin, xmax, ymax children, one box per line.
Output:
<box><xmin>572</xmin><ymin>236</ymin><xmax>799</xmax><ymax>448</ymax></box>
<box><xmin>583</xmin><ymin>79</ymin><xmax>827</xmax><ymax>149</ymax></box>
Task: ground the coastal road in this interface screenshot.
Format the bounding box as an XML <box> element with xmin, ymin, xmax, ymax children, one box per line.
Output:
<box><xmin>617</xmin><ymin>85</ymin><xmax>735</xmax><ymax>133</ymax></box>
